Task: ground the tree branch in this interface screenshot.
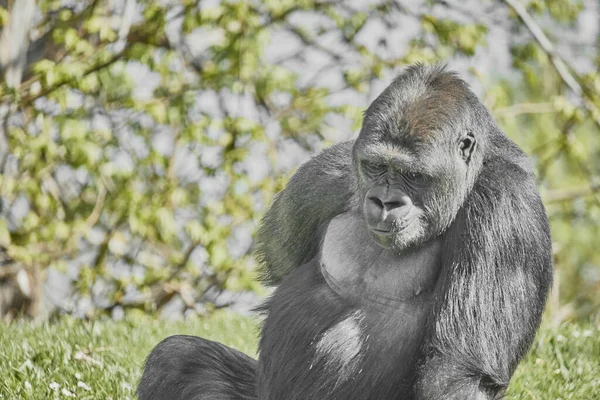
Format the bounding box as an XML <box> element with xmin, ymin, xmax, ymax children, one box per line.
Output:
<box><xmin>493</xmin><ymin>102</ymin><xmax>555</xmax><ymax>117</ymax></box>
<box><xmin>502</xmin><ymin>0</ymin><xmax>600</xmax><ymax>131</ymax></box>
<box><xmin>19</xmin><ymin>49</ymin><xmax>127</xmax><ymax>107</ymax></box>
<box><xmin>167</xmin><ymin>241</ymin><xmax>201</xmax><ymax>282</ymax></box>
<box><xmin>545</xmin><ymin>182</ymin><xmax>600</xmax><ymax>203</ymax></box>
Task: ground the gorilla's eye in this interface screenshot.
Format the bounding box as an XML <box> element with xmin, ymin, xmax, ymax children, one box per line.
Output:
<box><xmin>362</xmin><ymin>160</ymin><xmax>387</xmax><ymax>176</ymax></box>
<box><xmin>404</xmin><ymin>172</ymin><xmax>427</xmax><ymax>186</ymax></box>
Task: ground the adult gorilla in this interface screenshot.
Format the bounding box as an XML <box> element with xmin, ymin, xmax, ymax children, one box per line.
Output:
<box><xmin>138</xmin><ymin>64</ymin><xmax>553</xmax><ymax>400</ymax></box>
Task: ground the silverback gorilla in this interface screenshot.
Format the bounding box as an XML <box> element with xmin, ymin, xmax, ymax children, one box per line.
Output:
<box><xmin>138</xmin><ymin>64</ymin><xmax>553</xmax><ymax>400</ymax></box>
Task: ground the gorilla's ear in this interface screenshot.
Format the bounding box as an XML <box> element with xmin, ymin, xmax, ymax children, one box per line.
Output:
<box><xmin>459</xmin><ymin>132</ymin><xmax>476</xmax><ymax>163</ymax></box>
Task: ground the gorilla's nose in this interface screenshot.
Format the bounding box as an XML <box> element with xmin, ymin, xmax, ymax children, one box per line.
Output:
<box><xmin>365</xmin><ymin>186</ymin><xmax>413</xmax><ymax>225</ymax></box>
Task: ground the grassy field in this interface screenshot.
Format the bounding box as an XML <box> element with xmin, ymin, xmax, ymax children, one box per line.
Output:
<box><xmin>0</xmin><ymin>312</ymin><xmax>598</xmax><ymax>399</ymax></box>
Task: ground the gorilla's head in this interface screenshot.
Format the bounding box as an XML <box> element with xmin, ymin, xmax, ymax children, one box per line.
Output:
<box><xmin>353</xmin><ymin>64</ymin><xmax>490</xmax><ymax>251</ymax></box>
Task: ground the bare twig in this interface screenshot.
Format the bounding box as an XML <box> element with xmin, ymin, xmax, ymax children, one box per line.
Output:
<box><xmin>85</xmin><ymin>186</ymin><xmax>106</xmax><ymax>228</ymax></box>
<box><xmin>167</xmin><ymin>241</ymin><xmax>201</xmax><ymax>282</ymax></box>
<box><xmin>284</xmin><ymin>23</ymin><xmax>345</xmax><ymax>62</ymax></box>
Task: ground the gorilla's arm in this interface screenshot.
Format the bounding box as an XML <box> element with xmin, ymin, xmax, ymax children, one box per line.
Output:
<box><xmin>416</xmin><ymin>148</ymin><xmax>553</xmax><ymax>399</ymax></box>
<box><xmin>255</xmin><ymin>141</ymin><xmax>356</xmax><ymax>285</ymax></box>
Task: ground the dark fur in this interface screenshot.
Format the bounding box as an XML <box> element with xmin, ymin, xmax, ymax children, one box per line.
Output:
<box><xmin>255</xmin><ymin>141</ymin><xmax>357</xmax><ymax>285</ymax></box>
<box><xmin>137</xmin><ymin>64</ymin><xmax>552</xmax><ymax>400</ymax></box>
<box><xmin>138</xmin><ymin>335</ymin><xmax>256</xmax><ymax>400</ymax></box>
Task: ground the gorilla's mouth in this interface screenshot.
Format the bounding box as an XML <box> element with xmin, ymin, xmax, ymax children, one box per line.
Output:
<box><xmin>370</xmin><ymin>218</ymin><xmax>415</xmax><ymax>236</ymax></box>
<box><xmin>370</xmin><ymin>228</ymin><xmax>392</xmax><ymax>235</ymax></box>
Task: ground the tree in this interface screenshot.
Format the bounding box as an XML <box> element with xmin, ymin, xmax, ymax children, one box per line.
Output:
<box><xmin>0</xmin><ymin>0</ymin><xmax>598</xmax><ymax>321</ymax></box>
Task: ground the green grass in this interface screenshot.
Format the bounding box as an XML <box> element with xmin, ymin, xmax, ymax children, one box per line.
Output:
<box><xmin>507</xmin><ymin>322</ymin><xmax>600</xmax><ymax>399</ymax></box>
<box><xmin>0</xmin><ymin>313</ymin><xmax>598</xmax><ymax>399</ymax></box>
<box><xmin>0</xmin><ymin>312</ymin><xmax>259</xmax><ymax>399</ymax></box>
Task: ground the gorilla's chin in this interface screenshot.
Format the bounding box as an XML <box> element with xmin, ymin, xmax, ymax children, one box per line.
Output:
<box><xmin>369</xmin><ymin>234</ymin><xmax>392</xmax><ymax>249</ymax></box>
<box><xmin>370</xmin><ymin>230</ymin><xmax>409</xmax><ymax>251</ymax></box>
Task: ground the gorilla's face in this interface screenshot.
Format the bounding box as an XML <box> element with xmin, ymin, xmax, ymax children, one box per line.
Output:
<box><xmin>350</xmin><ymin>69</ymin><xmax>481</xmax><ymax>253</ymax></box>
<box><xmin>355</xmin><ymin>152</ymin><xmax>431</xmax><ymax>251</ymax></box>
<box><xmin>353</xmin><ymin>132</ymin><xmax>476</xmax><ymax>253</ymax></box>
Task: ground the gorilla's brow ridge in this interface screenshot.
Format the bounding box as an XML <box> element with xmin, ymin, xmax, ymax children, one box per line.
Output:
<box><xmin>359</xmin><ymin>142</ymin><xmax>416</xmax><ymax>165</ymax></box>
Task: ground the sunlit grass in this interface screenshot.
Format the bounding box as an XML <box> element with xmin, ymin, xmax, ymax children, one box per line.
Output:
<box><xmin>0</xmin><ymin>312</ymin><xmax>259</xmax><ymax>399</ymax></box>
<box><xmin>0</xmin><ymin>313</ymin><xmax>597</xmax><ymax>399</ymax></box>
<box><xmin>507</xmin><ymin>322</ymin><xmax>600</xmax><ymax>399</ymax></box>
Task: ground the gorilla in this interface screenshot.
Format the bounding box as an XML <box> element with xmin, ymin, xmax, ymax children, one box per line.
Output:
<box><xmin>137</xmin><ymin>64</ymin><xmax>553</xmax><ymax>400</ymax></box>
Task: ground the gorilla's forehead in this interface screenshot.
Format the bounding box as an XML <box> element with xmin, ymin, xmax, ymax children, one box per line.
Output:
<box><xmin>361</xmin><ymin>64</ymin><xmax>476</xmax><ymax>141</ymax></box>
<box><xmin>364</xmin><ymin>91</ymin><xmax>470</xmax><ymax>141</ymax></box>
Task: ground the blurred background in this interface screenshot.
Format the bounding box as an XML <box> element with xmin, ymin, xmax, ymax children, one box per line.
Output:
<box><xmin>0</xmin><ymin>0</ymin><xmax>598</xmax><ymax>324</ymax></box>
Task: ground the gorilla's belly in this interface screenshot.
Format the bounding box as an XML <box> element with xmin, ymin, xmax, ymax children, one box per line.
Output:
<box><xmin>309</xmin><ymin>282</ymin><xmax>433</xmax><ymax>392</ymax></box>
<box><xmin>259</xmin><ymin>260</ymin><xmax>434</xmax><ymax>400</ymax></box>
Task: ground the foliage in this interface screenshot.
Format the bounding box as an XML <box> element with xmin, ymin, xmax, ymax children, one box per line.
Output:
<box><xmin>0</xmin><ymin>0</ymin><xmax>598</xmax><ymax>319</ymax></box>
<box><xmin>0</xmin><ymin>314</ymin><xmax>598</xmax><ymax>399</ymax></box>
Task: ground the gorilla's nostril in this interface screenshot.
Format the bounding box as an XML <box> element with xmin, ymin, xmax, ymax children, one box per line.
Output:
<box><xmin>369</xmin><ymin>197</ymin><xmax>384</xmax><ymax>209</ymax></box>
<box><xmin>384</xmin><ymin>201</ymin><xmax>403</xmax><ymax>210</ymax></box>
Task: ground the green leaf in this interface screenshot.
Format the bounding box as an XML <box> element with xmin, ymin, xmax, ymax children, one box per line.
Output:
<box><xmin>0</xmin><ymin>220</ymin><xmax>11</xmax><ymax>247</ymax></box>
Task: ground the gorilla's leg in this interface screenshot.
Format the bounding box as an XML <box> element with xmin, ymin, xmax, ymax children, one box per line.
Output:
<box><xmin>137</xmin><ymin>335</ymin><xmax>257</xmax><ymax>400</ymax></box>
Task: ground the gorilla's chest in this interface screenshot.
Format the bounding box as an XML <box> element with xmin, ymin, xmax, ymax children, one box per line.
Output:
<box><xmin>320</xmin><ymin>213</ymin><xmax>442</xmax><ymax>310</ymax></box>
<box><xmin>258</xmin><ymin>214</ymin><xmax>442</xmax><ymax>399</ymax></box>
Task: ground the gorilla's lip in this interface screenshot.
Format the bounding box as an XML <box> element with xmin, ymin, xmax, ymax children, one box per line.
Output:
<box><xmin>369</xmin><ymin>219</ymin><xmax>415</xmax><ymax>236</ymax></box>
<box><xmin>370</xmin><ymin>227</ymin><xmax>393</xmax><ymax>236</ymax></box>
